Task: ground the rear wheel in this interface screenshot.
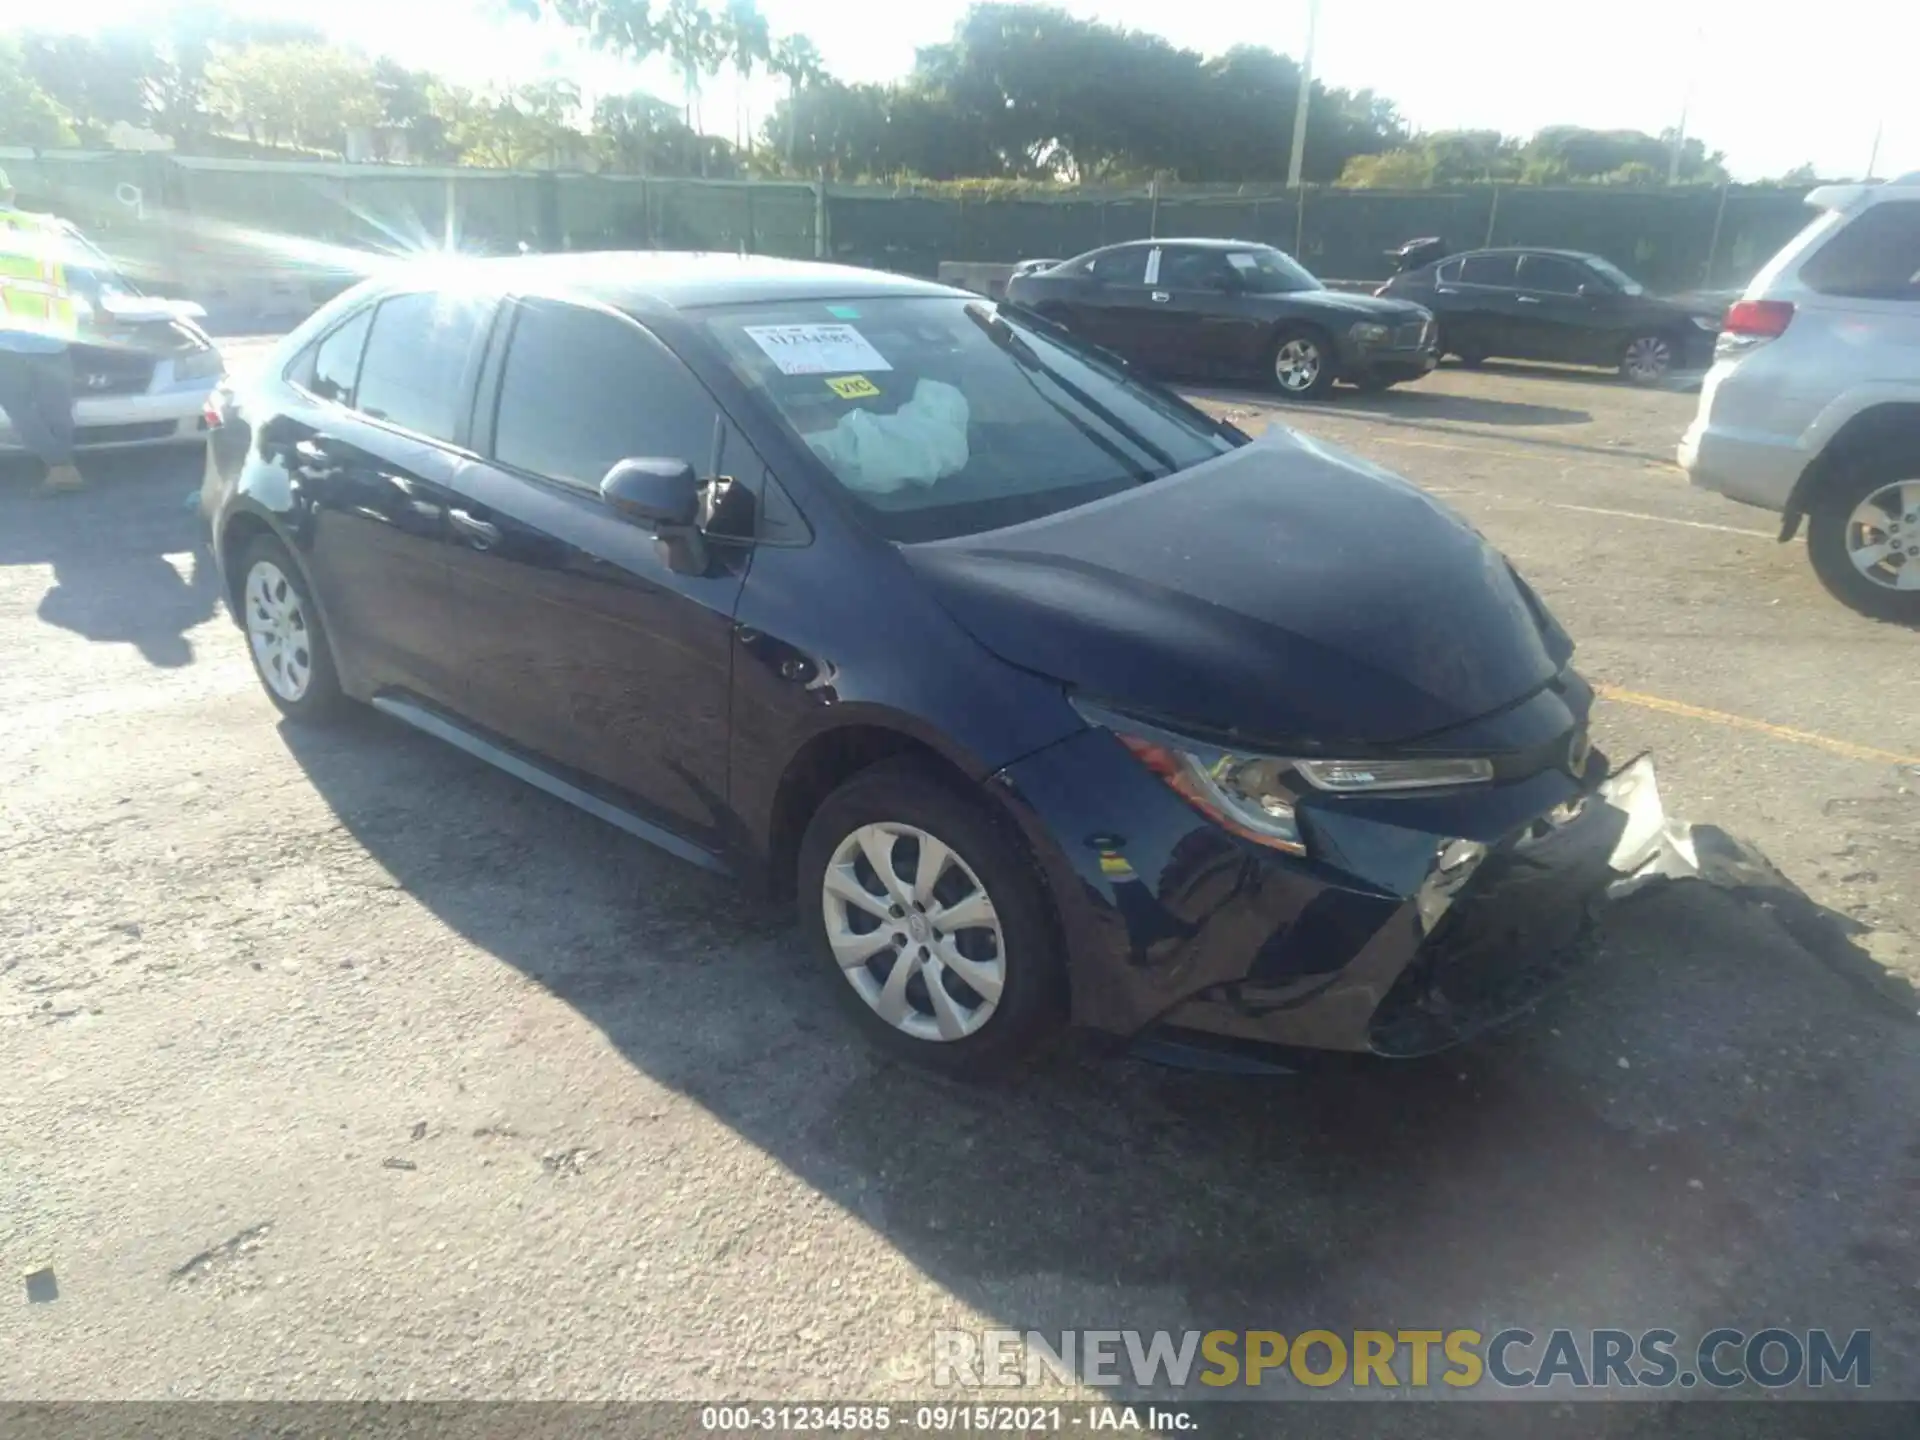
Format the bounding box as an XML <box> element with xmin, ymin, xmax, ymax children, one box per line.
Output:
<box><xmin>1619</xmin><ymin>333</ymin><xmax>1675</xmax><ymax>385</ymax></box>
<box><xmin>1269</xmin><ymin>327</ymin><xmax>1336</xmax><ymax>400</ymax></box>
<box><xmin>237</xmin><ymin>534</ymin><xmax>346</xmax><ymax>722</ymax></box>
<box><xmin>1807</xmin><ymin>459</ymin><xmax>1920</xmax><ymax>623</ymax></box>
<box><xmin>797</xmin><ymin>759</ymin><xmax>1066</xmax><ymax>1079</ymax></box>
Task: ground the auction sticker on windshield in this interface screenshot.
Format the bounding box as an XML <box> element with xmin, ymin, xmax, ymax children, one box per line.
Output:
<box><xmin>744</xmin><ymin>324</ymin><xmax>893</xmax><ymax>375</ymax></box>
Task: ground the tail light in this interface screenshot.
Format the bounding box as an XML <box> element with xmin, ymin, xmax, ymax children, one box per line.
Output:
<box><xmin>1722</xmin><ymin>299</ymin><xmax>1795</xmax><ymax>338</ymax></box>
<box><xmin>202</xmin><ymin>385</ymin><xmax>228</xmax><ymax>430</ymax></box>
<box><xmin>1715</xmin><ymin>299</ymin><xmax>1793</xmax><ymax>363</ymax></box>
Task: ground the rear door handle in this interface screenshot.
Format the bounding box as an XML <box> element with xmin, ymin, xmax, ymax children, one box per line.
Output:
<box><xmin>1516</xmin><ymin>295</ymin><xmax>1543</xmax><ymax>305</ymax></box>
<box><xmin>448</xmin><ymin>507</ymin><xmax>501</xmax><ymax>550</ymax></box>
<box><xmin>1151</xmin><ymin>291</ymin><xmax>1170</xmax><ymax>303</ymax></box>
<box><xmin>1435</xmin><ymin>287</ymin><xmax>1458</xmax><ymax>295</ymax></box>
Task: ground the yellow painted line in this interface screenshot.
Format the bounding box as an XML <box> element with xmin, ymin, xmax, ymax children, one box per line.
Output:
<box><xmin>1597</xmin><ymin>685</ymin><xmax>1920</xmax><ymax>767</ymax></box>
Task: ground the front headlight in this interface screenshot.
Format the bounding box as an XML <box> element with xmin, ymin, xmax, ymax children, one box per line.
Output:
<box><xmin>1295</xmin><ymin>757</ymin><xmax>1494</xmax><ymax>792</ymax></box>
<box><xmin>174</xmin><ymin>347</ymin><xmax>225</xmax><ymax>381</ymax></box>
<box><xmin>1113</xmin><ymin>732</ymin><xmax>1307</xmax><ymax>855</ymax></box>
<box><xmin>1349</xmin><ymin>321</ymin><xmax>1390</xmax><ymax>344</ymax></box>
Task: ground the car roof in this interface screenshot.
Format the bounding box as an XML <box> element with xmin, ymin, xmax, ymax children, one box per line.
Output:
<box><xmin>1450</xmin><ymin>247</ymin><xmax>1600</xmax><ymax>263</ymax></box>
<box><xmin>407</xmin><ymin>251</ymin><xmax>965</xmax><ymax>311</ymax></box>
<box><xmin>1106</xmin><ymin>237</ymin><xmax>1278</xmax><ymax>251</ymax></box>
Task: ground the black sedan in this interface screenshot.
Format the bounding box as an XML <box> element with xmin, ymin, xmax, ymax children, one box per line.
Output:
<box><xmin>204</xmin><ymin>253</ymin><xmax>1653</xmax><ymax>1079</ymax></box>
<box><xmin>1005</xmin><ymin>239</ymin><xmax>1437</xmax><ymax>398</ymax></box>
<box><xmin>1377</xmin><ymin>247</ymin><xmax>1723</xmax><ymax>383</ymax></box>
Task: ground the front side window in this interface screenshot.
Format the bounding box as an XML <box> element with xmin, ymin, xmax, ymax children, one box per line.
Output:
<box><xmin>699</xmin><ymin>295</ymin><xmax>1238</xmax><ymax>542</ymax></box>
<box><xmin>493</xmin><ymin>299</ymin><xmax>728</xmax><ymax>488</ymax></box>
<box><xmin>1219</xmin><ymin>247</ymin><xmax>1321</xmax><ymax>294</ymax></box>
<box><xmin>1087</xmin><ymin>248</ymin><xmax>1149</xmax><ymax>284</ymax></box>
<box><xmin>1459</xmin><ymin>253</ymin><xmax>1519</xmax><ymax>287</ymax></box>
<box><xmin>353</xmin><ymin>290</ymin><xmax>489</xmax><ymax>443</ymax></box>
<box><xmin>1801</xmin><ymin>202</ymin><xmax>1920</xmax><ymax>300</ymax></box>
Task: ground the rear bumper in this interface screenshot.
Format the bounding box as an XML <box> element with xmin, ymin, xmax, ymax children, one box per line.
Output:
<box><xmin>1678</xmin><ymin>420</ymin><xmax>1805</xmax><ymax>514</ymax></box>
<box><xmin>996</xmin><ymin>721</ymin><xmax>1656</xmax><ymax>1058</ymax></box>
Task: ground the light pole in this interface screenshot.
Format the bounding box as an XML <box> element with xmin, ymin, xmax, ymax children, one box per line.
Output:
<box><xmin>1286</xmin><ymin>0</ymin><xmax>1319</xmax><ymax>189</ymax></box>
<box><xmin>1865</xmin><ymin>118</ymin><xmax>1883</xmax><ymax>180</ymax></box>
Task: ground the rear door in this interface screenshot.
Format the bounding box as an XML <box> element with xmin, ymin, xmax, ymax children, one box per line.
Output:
<box><xmin>1067</xmin><ymin>245</ymin><xmax>1155</xmax><ymax>355</ymax></box>
<box><xmin>282</xmin><ymin>289</ymin><xmax>492</xmax><ymax>710</ymax></box>
<box><xmin>444</xmin><ymin>297</ymin><xmax>752</xmax><ymax>845</ymax></box>
<box><xmin>1795</xmin><ymin>197</ymin><xmax>1920</xmax><ymax>380</ymax></box>
<box><xmin>1450</xmin><ymin>252</ymin><xmax>1523</xmax><ymax>358</ymax></box>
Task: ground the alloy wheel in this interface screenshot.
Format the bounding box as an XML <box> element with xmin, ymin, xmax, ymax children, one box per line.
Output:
<box><xmin>245</xmin><ymin>559</ymin><xmax>314</xmax><ymax>702</ymax></box>
<box><xmin>820</xmin><ymin>822</ymin><xmax>1005</xmax><ymax>1043</ymax></box>
<box><xmin>1844</xmin><ymin>479</ymin><xmax>1920</xmax><ymax>592</ymax></box>
<box><xmin>1622</xmin><ymin>336</ymin><xmax>1672</xmax><ymax>383</ymax></box>
<box><xmin>1273</xmin><ymin>338</ymin><xmax>1323</xmax><ymax>393</ymax></box>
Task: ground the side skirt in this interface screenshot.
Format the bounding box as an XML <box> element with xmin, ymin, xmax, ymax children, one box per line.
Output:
<box><xmin>370</xmin><ymin>694</ymin><xmax>732</xmax><ymax>877</ymax></box>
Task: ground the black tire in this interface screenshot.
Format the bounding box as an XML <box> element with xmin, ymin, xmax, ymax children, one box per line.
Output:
<box><xmin>234</xmin><ymin>533</ymin><xmax>348</xmax><ymax>722</ymax></box>
<box><xmin>1618</xmin><ymin>332</ymin><xmax>1677</xmax><ymax>385</ymax></box>
<box><xmin>797</xmin><ymin>758</ymin><xmax>1067</xmax><ymax>1079</ymax></box>
<box><xmin>1268</xmin><ymin>325</ymin><xmax>1337</xmax><ymax>400</ymax></box>
<box><xmin>1806</xmin><ymin>454</ymin><xmax>1920</xmax><ymax>624</ymax></box>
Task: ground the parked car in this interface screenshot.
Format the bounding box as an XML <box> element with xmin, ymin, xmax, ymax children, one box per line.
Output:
<box><xmin>1009</xmin><ymin>258</ymin><xmax>1062</xmax><ymax>279</ymax></box>
<box><xmin>1378</xmin><ymin>246</ymin><xmax>1722</xmax><ymax>384</ymax></box>
<box><xmin>1005</xmin><ymin>238</ymin><xmax>1437</xmax><ymax>397</ymax></box>
<box><xmin>205</xmin><ymin>252</ymin><xmax>1647</xmax><ymax>1077</ymax></box>
<box><xmin>1681</xmin><ymin>173</ymin><xmax>1920</xmax><ymax>621</ymax></box>
<box><xmin>0</xmin><ymin>221</ymin><xmax>224</xmax><ymax>456</ymax></box>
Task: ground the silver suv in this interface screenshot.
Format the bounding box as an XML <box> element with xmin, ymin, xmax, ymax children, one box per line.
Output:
<box><xmin>1680</xmin><ymin>172</ymin><xmax>1920</xmax><ymax>621</ymax></box>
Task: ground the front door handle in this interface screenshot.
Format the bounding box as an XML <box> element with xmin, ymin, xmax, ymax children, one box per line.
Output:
<box><xmin>1435</xmin><ymin>286</ymin><xmax>1458</xmax><ymax>295</ymax></box>
<box><xmin>1151</xmin><ymin>291</ymin><xmax>1170</xmax><ymax>303</ymax></box>
<box><xmin>1516</xmin><ymin>294</ymin><xmax>1543</xmax><ymax>305</ymax></box>
<box><xmin>448</xmin><ymin>507</ymin><xmax>501</xmax><ymax>551</ymax></box>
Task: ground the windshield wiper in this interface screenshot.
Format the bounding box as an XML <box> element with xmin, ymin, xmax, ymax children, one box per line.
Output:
<box><xmin>965</xmin><ymin>303</ymin><xmax>1180</xmax><ymax>476</ymax></box>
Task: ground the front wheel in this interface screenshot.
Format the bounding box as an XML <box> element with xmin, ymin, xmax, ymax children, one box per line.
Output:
<box><xmin>797</xmin><ymin>759</ymin><xmax>1066</xmax><ymax>1079</ymax></box>
<box><xmin>1269</xmin><ymin>328</ymin><xmax>1336</xmax><ymax>400</ymax></box>
<box><xmin>1806</xmin><ymin>462</ymin><xmax>1920</xmax><ymax>624</ymax></box>
<box><xmin>1619</xmin><ymin>333</ymin><xmax>1675</xmax><ymax>385</ymax></box>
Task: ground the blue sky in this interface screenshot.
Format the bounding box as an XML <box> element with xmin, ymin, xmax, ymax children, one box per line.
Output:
<box><xmin>38</xmin><ymin>0</ymin><xmax>1914</xmax><ymax>181</ymax></box>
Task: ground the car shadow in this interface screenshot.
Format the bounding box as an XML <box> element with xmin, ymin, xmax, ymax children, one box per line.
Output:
<box><xmin>280</xmin><ymin>713</ymin><xmax>1920</xmax><ymax>1416</ymax></box>
<box><xmin>0</xmin><ymin>448</ymin><xmax>219</xmax><ymax>670</ymax></box>
<box><xmin>1452</xmin><ymin>358</ymin><xmax>1708</xmax><ymax>395</ymax></box>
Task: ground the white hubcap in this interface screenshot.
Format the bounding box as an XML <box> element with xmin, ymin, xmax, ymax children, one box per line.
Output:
<box><xmin>821</xmin><ymin>822</ymin><xmax>1005</xmax><ymax>1043</ymax></box>
<box><xmin>245</xmin><ymin>559</ymin><xmax>314</xmax><ymax>702</ymax></box>
<box><xmin>1274</xmin><ymin>338</ymin><xmax>1322</xmax><ymax>392</ymax></box>
<box><xmin>1624</xmin><ymin>337</ymin><xmax>1671</xmax><ymax>380</ymax></box>
<box><xmin>1844</xmin><ymin>480</ymin><xmax>1920</xmax><ymax>592</ymax></box>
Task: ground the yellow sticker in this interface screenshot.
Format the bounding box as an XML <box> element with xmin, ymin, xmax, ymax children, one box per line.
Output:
<box><xmin>825</xmin><ymin>374</ymin><xmax>880</xmax><ymax>399</ymax></box>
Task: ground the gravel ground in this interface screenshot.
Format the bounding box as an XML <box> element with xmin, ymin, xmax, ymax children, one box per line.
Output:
<box><xmin>3</xmin><ymin>350</ymin><xmax>1918</xmax><ymax>1429</ymax></box>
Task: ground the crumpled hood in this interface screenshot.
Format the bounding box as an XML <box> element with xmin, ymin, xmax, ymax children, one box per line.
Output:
<box><xmin>903</xmin><ymin>430</ymin><xmax>1571</xmax><ymax>747</ymax></box>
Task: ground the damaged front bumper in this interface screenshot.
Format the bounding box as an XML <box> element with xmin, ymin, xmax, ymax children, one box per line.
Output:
<box><xmin>996</xmin><ymin>723</ymin><xmax>1680</xmax><ymax>1062</ymax></box>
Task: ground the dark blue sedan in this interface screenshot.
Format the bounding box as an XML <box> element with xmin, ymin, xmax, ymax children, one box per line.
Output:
<box><xmin>203</xmin><ymin>253</ymin><xmax>1649</xmax><ymax>1078</ymax></box>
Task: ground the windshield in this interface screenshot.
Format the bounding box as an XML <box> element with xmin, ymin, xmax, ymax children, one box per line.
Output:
<box><xmin>1223</xmin><ymin>246</ymin><xmax>1323</xmax><ymax>294</ymax></box>
<box><xmin>55</xmin><ymin>225</ymin><xmax>143</xmax><ymax>301</ymax></box>
<box><xmin>1584</xmin><ymin>256</ymin><xmax>1645</xmax><ymax>296</ymax></box>
<box><xmin>698</xmin><ymin>295</ymin><xmax>1238</xmax><ymax>542</ymax></box>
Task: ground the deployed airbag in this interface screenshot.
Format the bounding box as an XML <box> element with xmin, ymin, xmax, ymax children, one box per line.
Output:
<box><xmin>803</xmin><ymin>379</ymin><xmax>970</xmax><ymax>494</ymax></box>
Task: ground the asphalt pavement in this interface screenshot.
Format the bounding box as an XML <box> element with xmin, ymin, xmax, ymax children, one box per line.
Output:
<box><xmin>2</xmin><ymin>350</ymin><xmax>1917</xmax><ymax>1432</ymax></box>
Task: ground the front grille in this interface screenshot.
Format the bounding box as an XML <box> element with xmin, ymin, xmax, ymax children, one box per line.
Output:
<box><xmin>76</xmin><ymin>421</ymin><xmax>177</xmax><ymax>445</ymax></box>
<box><xmin>69</xmin><ymin>345</ymin><xmax>155</xmax><ymax>397</ymax></box>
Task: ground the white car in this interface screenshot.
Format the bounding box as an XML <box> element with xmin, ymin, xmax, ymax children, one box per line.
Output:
<box><xmin>0</xmin><ymin>225</ymin><xmax>224</xmax><ymax>455</ymax></box>
<box><xmin>1680</xmin><ymin>171</ymin><xmax>1920</xmax><ymax>621</ymax></box>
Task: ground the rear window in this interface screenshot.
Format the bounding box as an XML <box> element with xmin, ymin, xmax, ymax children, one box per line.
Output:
<box><xmin>1801</xmin><ymin>201</ymin><xmax>1920</xmax><ymax>300</ymax></box>
<box><xmin>1459</xmin><ymin>253</ymin><xmax>1518</xmax><ymax>286</ymax></box>
<box><xmin>698</xmin><ymin>296</ymin><xmax>1237</xmax><ymax>542</ymax></box>
<box><xmin>353</xmin><ymin>291</ymin><xmax>490</xmax><ymax>443</ymax></box>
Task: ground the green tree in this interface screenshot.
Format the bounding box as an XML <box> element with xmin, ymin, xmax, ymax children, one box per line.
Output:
<box><xmin>768</xmin><ymin>33</ymin><xmax>827</xmax><ymax>169</ymax></box>
<box><xmin>658</xmin><ymin>0</ymin><xmax>723</xmax><ymax>156</ymax></box>
<box><xmin>0</xmin><ymin>37</ymin><xmax>76</xmax><ymax>148</ymax></box>
<box><xmin>203</xmin><ymin>42</ymin><xmax>381</xmax><ymax>155</ymax></box>
<box><xmin>19</xmin><ymin>30</ymin><xmax>162</xmax><ymax>143</ymax></box>
<box><xmin>720</xmin><ymin>0</ymin><xmax>769</xmax><ymax>155</ymax></box>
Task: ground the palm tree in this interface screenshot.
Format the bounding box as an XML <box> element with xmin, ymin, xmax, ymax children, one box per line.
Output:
<box><xmin>720</xmin><ymin>0</ymin><xmax>770</xmax><ymax>157</ymax></box>
<box><xmin>657</xmin><ymin>0</ymin><xmax>722</xmax><ymax>142</ymax></box>
<box><xmin>769</xmin><ymin>33</ymin><xmax>825</xmax><ymax>171</ymax></box>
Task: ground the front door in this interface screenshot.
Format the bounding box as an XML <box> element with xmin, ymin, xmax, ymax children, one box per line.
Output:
<box><xmin>443</xmin><ymin>297</ymin><xmax>749</xmax><ymax>846</ymax></box>
<box><xmin>1451</xmin><ymin>252</ymin><xmax>1526</xmax><ymax>358</ymax></box>
<box><xmin>1512</xmin><ymin>253</ymin><xmax>1606</xmax><ymax>363</ymax></box>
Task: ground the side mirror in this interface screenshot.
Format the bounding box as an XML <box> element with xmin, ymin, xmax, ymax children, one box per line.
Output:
<box><xmin>601</xmin><ymin>458</ymin><xmax>709</xmax><ymax>575</ymax></box>
<box><xmin>601</xmin><ymin>457</ymin><xmax>701</xmax><ymax>530</ymax></box>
